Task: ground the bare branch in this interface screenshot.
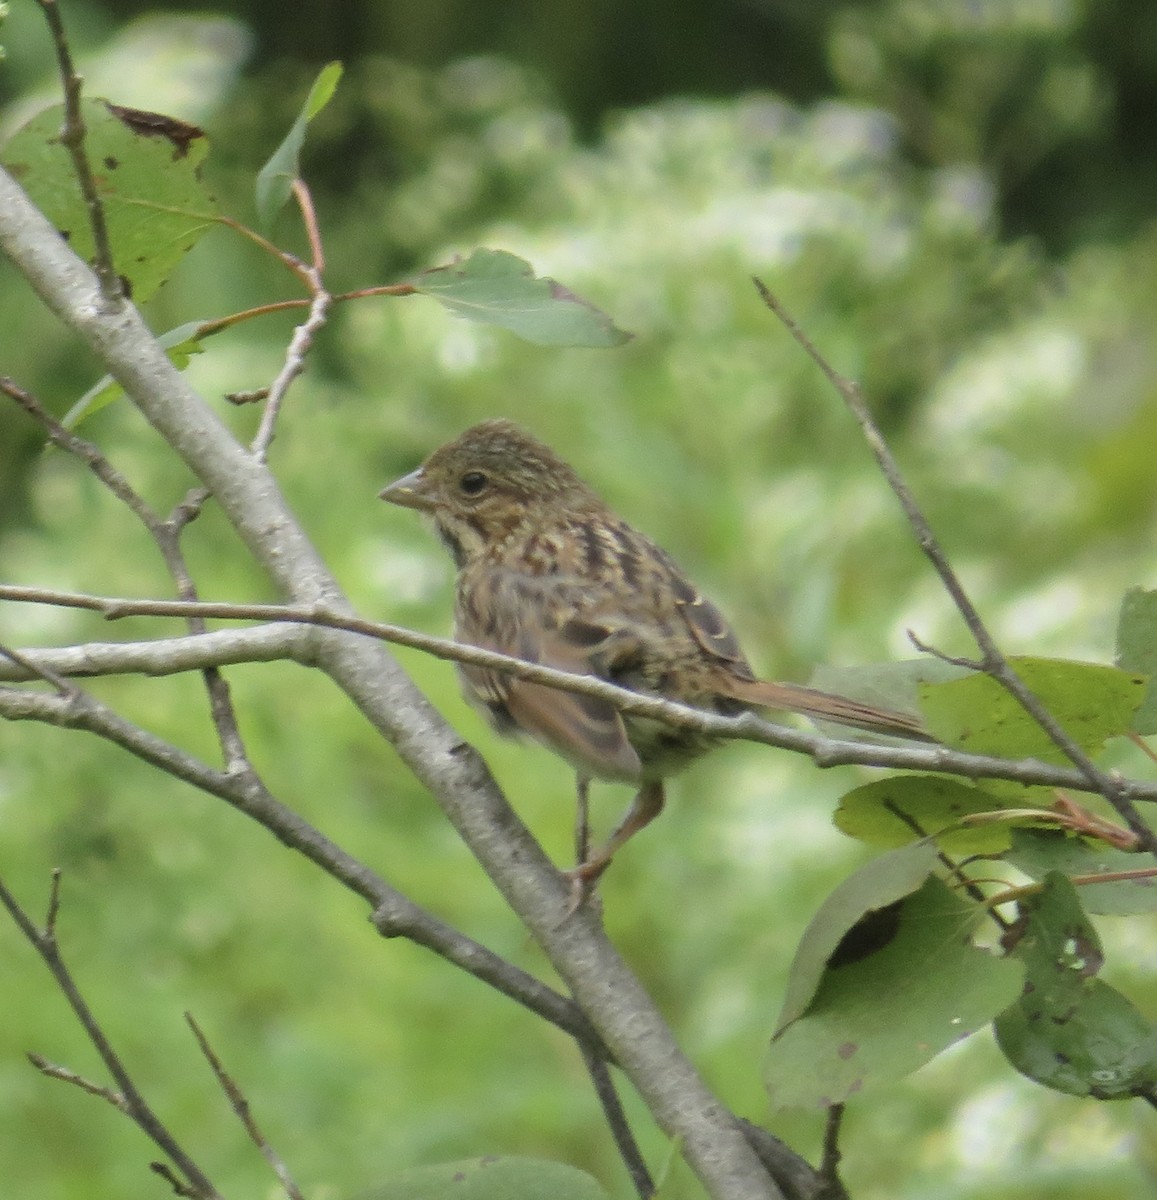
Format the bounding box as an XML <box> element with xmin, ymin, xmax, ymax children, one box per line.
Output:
<box><xmin>1</xmin><ymin>377</ymin><xmax>251</xmax><ymax>770</ymax></box>
<box><xmin>580</xmin><ymin>1044</ymin><xmax>654</xmax><ymax>1199</ymax></box>
<box><xmin>33</xmin><ymin>0</ymin><xmax>121</xmax><ymax>303</ymax></box>
<box><xmin>0</xmin><ymin>871</ymin><xmax>223</xmax><ymax>1198</ymax></box>
<box><xmin>0</xmin><ymin>641</ymin><xmax>76</xmax><ymax>697</ymax></box>
<box><xmin>738</xmin><ymin>1122</ymin><xmax>822</xmax><ymax>1200</ymax></box>
<box><xmin>753</xmin><ymin>278</ymin><xmax>1157</xmax><ymax>858</ymax></box>
<box><xmin>250</xmin><ymin>278</ymin><xmax>330</xmax><ymax>462</ymax></box>
<box><xmin>28</xmin><ymin>1054</ymin><xmax>130</xmax><ymax>1112</ymax></box>
<box><xmin>0</xmin><ymin>682</ymin><xmax>607</xmax><ymax>1054</ymax></box>
<box><xmin>250</xmin><ymin>180</ymin><xmax>330</xmax><ymax>462</ymax></box>
<box><xmin>0</xmin><ymin>624</ymin><xmax>306</xmax><ymax>680</ymax></box>
<box><xmin>1</xmin><ymin>378</ymin><xmax>153</xmax><ymax>523</ymax></box>
<box><xmin>186</xmin><ymin>1013</ymin><xmax>305</xmax><ymax>1200</ymax></box>
<box><xmin>2</xmin><ymin>590</ymin><xmax>1156</xmax><ymax>803</ymax></box>
<box><xmin>816</xmin><ymin>1104</ymin><xmax>848</xmax><ymax>1200</ymax></box>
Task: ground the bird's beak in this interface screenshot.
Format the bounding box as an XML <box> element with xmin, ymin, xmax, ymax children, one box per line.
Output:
<box><xmin>379</xmin><ymin>466</ymin><xmax>435</xmax><ymax>512</ymax></box>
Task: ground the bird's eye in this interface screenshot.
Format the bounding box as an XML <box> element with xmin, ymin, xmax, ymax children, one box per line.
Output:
<box><xmin>459</xmin><ymin>471</ymin><xmax>488</xmax><ymax>496</ymax></box>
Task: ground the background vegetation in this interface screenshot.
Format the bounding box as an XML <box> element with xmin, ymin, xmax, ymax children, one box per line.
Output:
<box><xmin>1</xmin><ymin>2</ymin><xmax>1155</xmax><ymax>1198</ymax></box>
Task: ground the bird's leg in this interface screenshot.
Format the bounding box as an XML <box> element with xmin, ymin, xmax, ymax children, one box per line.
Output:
<box><xmin>563</xmin><ymin>774</ymin><xmax>599</xmax><ymax>918</ymax></box>
<box><xmin>569</xmin><ymin>780</ymin><xmax>666</xmax><ymax>882</ymax></box>
<box><xmin>574</xmin><ymin>773</ymin><xmax>592</xmax><ymax>865</ymax></box>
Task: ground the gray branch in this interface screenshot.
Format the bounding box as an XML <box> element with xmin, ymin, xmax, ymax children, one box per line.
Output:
<box><xmin>2</xmin><ymin>607</ymin><xmax>1155</xmax><ymax>804</ymax></box>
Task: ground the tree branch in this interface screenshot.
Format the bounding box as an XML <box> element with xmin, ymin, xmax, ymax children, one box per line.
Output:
<box><xmin>0</xmin><ymin>680</ymin><xmax>607</xmax><ymax>1054</ymax></box>
<box><xmin>0</xmin><ymin>377</ymin><xmax>250</xmax><ymax>770</ymax></box>
<box><xmin>0</xmin><ymin>870</ymin><xmax>222</xmax><ymax>1198</ymax></box>
<box><xmin>34</xmin><ymin>0</ymin><xmax>121</xmax><ymax>303</ymax></box>
<box><xmin>186</xmin><ymin>1013</ymin><xmax>305</xmax><ymax>1200</ymax></box>
<box><xmin>2</xmin><ymin>592</ymin><xmax>1156</xmax><ymax>803</ymax></box>
<box><xmin>753</xmin><ymin>278</ymin><xmax>1157</xmax><ymax>858</ymax></box>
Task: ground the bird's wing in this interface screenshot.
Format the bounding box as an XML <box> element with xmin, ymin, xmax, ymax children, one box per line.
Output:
<box><xmin>653</xmin><ymin>547</ymin><xmax>757</xmax><ymax>679</ymax></box>
<box><xmin>457</xmin><ymin>571</ymin><xmax>643</xmax><ymax>782</ymax></box>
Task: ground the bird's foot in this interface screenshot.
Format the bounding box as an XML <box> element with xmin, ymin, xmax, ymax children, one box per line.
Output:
<box><xmin>558</xmin><ymin>858</ymin><xmax>609</xmax><ymax>922</ymax></box>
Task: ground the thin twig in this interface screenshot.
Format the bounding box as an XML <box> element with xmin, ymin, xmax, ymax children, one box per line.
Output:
<box><xmin>1</xmin><ymin>378</ymin><xmax>251</xmax><ymax>771</ymax></box>
<box><xmin>150</xmin><ymin>1160</ymin><xmax>200</xmax><ymax>1198</ymax></box>
<box><xmin>250</xmin><ymin>279</ymin><xmax>330</xmax><ymax>460</ymax></box>
<box><xmin>881</xmin><ymin>800</ymin><xmax>1010</xmax><ymax>930</ymax></box>
<box><xmin>186</xmin><ymin>1013</ymin><xmax>306</xmax><ymax>1200</ymax></box>
<box><xmin>579</xmin><ymin>1045</ymin><xmax>654</xmax><ymax>1199</ymax></box>
<box><xmin>34</xmin><ymin>0</ymin><xmax>120</xmax><ymax>303</ymax></box>
<box><xmin>249</xmin><ymin>178</ymin><xmax>330</xmax><ymax>461</ymax></box>
<box><xmin>0</xmin><ymin>641</ymin><xmax>76</xmax><ymax>697</ymax></box>
<box><xmin>753</xmin><ymin>278</ymin><xmax>1157</xmax><ymax>859</ymax></box>
<box><xmin>0</xmin><ymin>378</ymin><xmax>153</xmax><ymax>524</ymax></box>
<box><xmin>0</xmin><ymin>870</ymin><xmax>223</xmax><ymax>1199</ymax></box>
<box><xmin>815</xmin><ymin>1103</ymin><xmax>848</xmax><ymax>1200</ymax></box>
<box><xmin>28</xmin><ymin>1054</ymin><xmax>130</xmax><ymax>1110</ymax></box>
<box><xmin>293</xmin><ymin>178</ymin><xmax>325</xmax><ymax>274</ymax></box>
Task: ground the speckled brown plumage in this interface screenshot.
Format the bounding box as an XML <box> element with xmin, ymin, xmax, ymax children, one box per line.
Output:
<box><xmin>381</xmin><ymin>419</ymin><xmax>926</xmax><ymax>880</ymax></box>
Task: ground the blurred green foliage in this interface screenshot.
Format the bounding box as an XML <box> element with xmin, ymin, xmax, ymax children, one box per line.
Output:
<box><xmin>1</xmin><ymin>3</ymin><xmax>1157</xmax><ymax>1200</ymax></box>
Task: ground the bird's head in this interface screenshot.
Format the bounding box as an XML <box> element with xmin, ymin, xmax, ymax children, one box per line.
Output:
<box><xmin>380</xmin><ymin>419</ymin><xmax>600</xmax><ymax>566</ymax></box>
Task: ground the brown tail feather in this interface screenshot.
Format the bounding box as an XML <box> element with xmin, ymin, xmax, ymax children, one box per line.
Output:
<box><xmin>723</xmin><ymin>677</ymin><xmax>932</xmax><ymax>741</ymax></box>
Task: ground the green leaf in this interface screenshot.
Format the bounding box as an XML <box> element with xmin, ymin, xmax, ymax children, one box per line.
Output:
<box><xmin>766</xmin><ymin>875</ymin><xmax>1024</xmax><ymax>1109</ymax></box>
<box><xmin>994</xmin><ymin>873</ymin><xmax>1157</xmax><ymax>1098</ymax></box>
<box><xmin>774</xmin><ymin>842</ymin><xmax>941</xmax><ymax>1033</ymax></box>
<box><xmin>1115</xmin><ymin>587</ymin><xmax>1157</xmax><ymax>734</ymax></box>
<box><xmin>1</xmin><ymin>99</ymin><xmax>217</xmax><ymax>303</ymax></box>
<box><xmin>1005</xmin><ymin>828</ymin><xmax>1157</xmax><ymax>915</ymax></box>
<box><xmin>254</xmin><ymin>60</ymin><xmax>342</xmax><ymax>230</ymax></box>
<box><xmin>811</xmin><ymin>657</ymin><xmax>969</xmax><ymax>726</ymax></box>
<box><xmin>411</xmin><ymin>249</ymin><xmax>632</xmax><ymax>348</ymax></box>
<box><xmin>835</xmin><ymin>775</ymin><xmax>1015</xmax><ymax>855</ymax></box>
<box><xmin>62</xmin><ymin>321</ymin><xmax>209</xmax><ymax>428</ymax></box>
<box><xmin>919</xmin><ymin>656</ymin><xmax>1145</xmax><ymax>761</ymax></box>
<box><xmin>357</xmin><ymin>1156</ymin><xmax>608</xmax><ymax>1200</ymax></box>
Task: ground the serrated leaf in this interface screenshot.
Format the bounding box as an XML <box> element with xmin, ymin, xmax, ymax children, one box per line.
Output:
<box><xmin>994</xmin><ymin>873</ymin><xmax>1157</xmax><ymax>1098</ymax></box>
<box><xmin>766</xmin><ymin>876</ymin><xmax>1023</xmax><ymax>1109</ymax></box>
<box><xmin>1</xmin><ymin>99</ymin><xmax>216</xmax><ymax>303</ymax></box>
<box><xmin>412</xmin><ymin>248</ymin><xmax>632</xmax><ymax>348</ymax></box>
<box><xmin>835</xmin><ymin>776</ymin><xmax>1014</xmax><ymax>855</ymax></box>
<box><xmin>62</xmin><ymin>320</ymin><xmax>209</xmax><ymax>428</ymax></box>
<box><xmin>1115</xmin><ymin>587</ymin><xmax>1157</xmax><ymax>734</ymax></box>
<box><xmin>775</xmin><ymin>842</ymin><xmax>940</xmax><ymax>1033</ymax></box>
<box><xmin>357</xmin><ymin>1156</ymin><xmax>608</xmax><ymax>1200</ymax></box>
<box><xmin>1006</xmin><ymin>828</ymin><xmax>1157</xmax><ymax>915</ymax></box>
<box><xmin>254</xmin><ymin>60</ymin><xmax>342</xmax><ymax>230</ymax></box>
<box><xmin>919</xmin><ymin>657</ymin><xmax>1145</xmax><ymax>761</ymax></box>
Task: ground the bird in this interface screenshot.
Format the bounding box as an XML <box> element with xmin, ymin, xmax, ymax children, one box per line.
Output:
<box><xmin>380</xmin><ymin>419</ymin><xmax>927</xmax><ymax>884</ymax></box>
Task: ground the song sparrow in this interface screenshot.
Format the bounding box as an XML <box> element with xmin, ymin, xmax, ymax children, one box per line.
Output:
<box><xmin>381</xmin><ymin>419</ymin><xmax>925</xmax><ymax>881</ymax></box>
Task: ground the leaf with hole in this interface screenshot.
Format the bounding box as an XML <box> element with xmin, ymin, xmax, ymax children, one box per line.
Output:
<box><xmin>994</xmin><ymin>872</ymin><xmax>1157</xmax><ymax>1098</ymax></box>
<box><xmin>774</xmin><ymin>842</ymin><xmax>941</xmax><ymax>1033</ymax></box>
<box><xmin>2</xmin><ymin>98</ymin><xmax>216</xmax><ymax>303</ymax></box>
<box><xmin>766</xmin><ymin>874</ymin><xmax>1023</xmax><ymax>1109</ymax></box>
